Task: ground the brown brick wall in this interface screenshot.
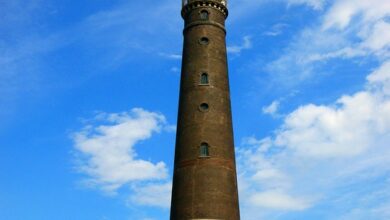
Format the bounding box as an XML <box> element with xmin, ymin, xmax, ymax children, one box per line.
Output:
<box><xmin>171</xmin><ymin>2</ymin><xmax>240</xmax><ymax>220</ymax></box>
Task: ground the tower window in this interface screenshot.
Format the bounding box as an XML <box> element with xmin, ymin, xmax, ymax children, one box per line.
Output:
<box><xmin>199</xmin><ymin>37</ymin><xmax>209</xmax><ymax>45</ymax></box>
<box><xmin>200</xmin><ymin>143</ymin><xmax>210</xmax><ymax>157</ymax></box>
<box><xmin>200</xmin><ymin>73</ymin><xmax>209</xmax><ymax>84</ymax></box>
<box><xmin>200</xmin><ymin>10</ymin><xmax>209</xmax><ymax>20</ymax></box>
<box><xmin>199</xmin><ymin>103</ymin><xmax>209</xmax><ymax>111</ymax></box>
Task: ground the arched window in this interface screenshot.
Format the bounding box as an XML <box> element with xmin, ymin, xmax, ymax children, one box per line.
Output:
<box><xmin>200</xmin><ymin>143</ymin><xmax>209</xmax><ymax>157</ymax></box>
<box><xmin>200</xmin><ymin>10</ymin><xmax>209</xmax><ymax>20</ymax></box>
<box><xmin>200</xmin><ymin>73</ymin><xmax>209</xmax><ymax>84</ymax></box>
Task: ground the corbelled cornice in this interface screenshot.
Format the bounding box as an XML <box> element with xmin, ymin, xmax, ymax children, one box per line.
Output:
<box><xmin>181</xmin><ymin>0</ymin><xmax>228</xmax><ymax>19</ymax></box>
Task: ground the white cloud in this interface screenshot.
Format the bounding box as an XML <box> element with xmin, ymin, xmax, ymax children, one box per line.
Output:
<box><xmin>321</xmin><ymin>0</ymin><xmax>390</xmax><ymax>57</ymax></box>
<box><xmin>263</xmin><ymin>23</ymin><xmax>289</xmax><ymax>36</ymax></box>
<box><xmin>159</xmin><ymin>53</ymin><xmax>182</xmax><ymax>60</ymax></box>
<box><xmin>238</xmin><ymin>61</ymin><xmax>390</xmax><ymax>218</ymax></box>
<box><xmin>238</xmin><ymin>3</ymin><xmax>390</xmax><ymax>211</ymax></box>
<box><xmin>250</xmin><ymin>190</ymin><xmax>312</xmax><ymax>210</ymax></box>
<box><xmin>262</xmin><ymin>101</ymin><xmax>280</xmax><ymax>116</ymax></box>
<box><xmin>130</xmin><ymin>182</ymin><xmax>172</xmax><ymax>208</ymax></box>
<box><xmin>274</xmin><ymin>90</ymin><xmax>390</xmax><ymax>157</ymax></box>
<box><xmin>264</xmin><ymin>0</ymin><xmax>390</xmax><ymax>88</ymax></box>
<box><xmin>229</xmin><ymin>0</ymin><xmax>325</xmax><ymax>21</ymax></box>
<box><xmin>287</xmin><ymin>0</ymin><xmax>326</xmax><ymax>10</ymax></box>
<box><xmin>367</xmin><ymin>60</ymin><xmax>390</xmax><ymax>96</ymax></box>
<box><xmin>361</xmin><ymin>20</ymin><xmax>390</xmax><ymax>52</ymax></box>
<box><xmin>323</xmin><ymin>0</ymin><xmax>390</xmax><ymax>30</ymax></box>
<box><xmin>72</xmin><ymin>108</ymin><xmax>170</xmax><ymax>193</ymax></box>
<box><xmin>170</xmin><ymin>67</ymin><xmax>180</xmax><ymax>73</ymax></box>
<box><xmin>228</xmin><ymin>36</ymin><xmax>252</xmax><ymax>54</ymax></box>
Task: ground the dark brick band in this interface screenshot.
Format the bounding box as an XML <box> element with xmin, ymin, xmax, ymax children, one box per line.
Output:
<box><xmin>184</xmin><ymin>20</ymin><xmax>226</xmax><ymax>34</ymax></box>
<box><xmin>176</xmin><ymin>157</ymin><xmax>236</xmax><ymax>171</ymax></box>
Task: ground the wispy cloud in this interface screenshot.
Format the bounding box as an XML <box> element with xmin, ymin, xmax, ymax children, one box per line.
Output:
<box><xmin>263</xmin><ymin>23</ymin><xmax>289</xmax><ymax>37</ymax></box>
<box><xmin>228</xmin><ymin>36</ymin><xmax>252</xmax><ymax>54</ymax></box>
<box><xmin>0</xmin><ymin>0</ymin><xmax>183</xmax><ymax>124</ymax></box>
<box><xmin>170</xmin><ymin>66</ymin><xmax>180</xmax><ymax>73</ymax></box>
<box><xmin>287</xmin><ymin>0</ymin><xmax>326</xmax><ymax>10</ymax></box>
<box><xmin>262</xmin><ymin>100</ymin><xmax>280</xmax><ymax>117</ymax></box>
<box><xmin>158</xmin><ymin>53</ymin><xmax>182</xmax><ymax>60</ymax></box>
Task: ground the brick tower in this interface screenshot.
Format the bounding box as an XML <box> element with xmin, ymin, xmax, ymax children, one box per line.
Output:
<box><xmin>170</xmin><ymin>0</ymin><xmax>240</xmax><ymax>219</ymax></box>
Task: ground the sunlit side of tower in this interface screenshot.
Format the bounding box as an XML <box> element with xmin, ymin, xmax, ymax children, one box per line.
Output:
<box><xmin>170</xmin><ymin>0</ymin><xmax>240</xmax><ymax>219</ymax></box>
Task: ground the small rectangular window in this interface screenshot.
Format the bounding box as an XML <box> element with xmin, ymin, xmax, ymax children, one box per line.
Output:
<box><xmin>200</xmin><ymin>73</ymin><xmax>209</xmax><ymax>84</ymax></box>
<box><xmin>200</xmin><ymin>143</ymin><xmax>209</xmax><ymax>157</ymax></box>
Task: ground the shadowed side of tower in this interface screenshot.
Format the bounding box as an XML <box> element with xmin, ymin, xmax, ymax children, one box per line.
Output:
<box><xmin>170</xmin><ymin>1</ymin><xmax>240</xmax><ymax>220</ymax></box>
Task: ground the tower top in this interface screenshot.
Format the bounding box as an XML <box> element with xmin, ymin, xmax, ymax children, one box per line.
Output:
<box><xmin>181</xmin><ymin>0</ymin><xmax>228</xmax><ymax>18</ymax></box>
<box><xmin>182</xmin><ymin>0</ymin><xmax>227</xmax><ymax>7</ymax></box>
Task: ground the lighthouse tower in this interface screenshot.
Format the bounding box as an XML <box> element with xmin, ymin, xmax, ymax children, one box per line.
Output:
<box><xmin>170</xmin><ymin>0</ymin><xmax>240</xmax><ymax>219</ymax></box>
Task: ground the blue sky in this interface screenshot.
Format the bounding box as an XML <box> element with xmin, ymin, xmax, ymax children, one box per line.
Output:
<box><xmin>1</xmin><ymin>0</ymin><xmax>390</xmax><ymax>219</ymax></box>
